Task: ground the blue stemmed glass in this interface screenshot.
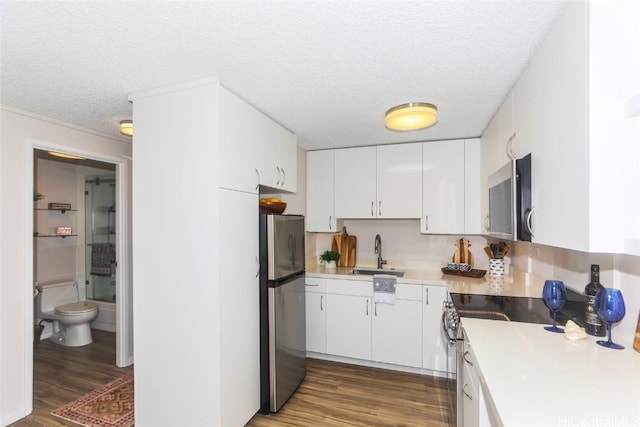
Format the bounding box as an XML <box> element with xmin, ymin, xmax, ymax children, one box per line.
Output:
<box><xmin>595</xmin><ymin>288</ymin><xmax>626</xmax><ymax>350</ymax></box>
<box><xmin>542</xmin><ymin>280</ymin><xmax>567</xmax><ymax>333</ymax></box>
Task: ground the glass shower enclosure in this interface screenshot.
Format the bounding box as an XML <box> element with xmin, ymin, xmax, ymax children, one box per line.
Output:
<box><xmin>85</xmin><ymin>175</ymin><xmax>116</xmax><ymax>302</ymax></box>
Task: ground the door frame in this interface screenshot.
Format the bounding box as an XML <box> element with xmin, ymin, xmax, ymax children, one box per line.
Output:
<box><xmin>23</xmin><ymin>138</ymin><xmax>133</xmax><ymax>408</ymax></box>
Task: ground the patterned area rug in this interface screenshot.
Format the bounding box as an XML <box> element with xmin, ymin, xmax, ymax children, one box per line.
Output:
<box><xmin>52</xmin><ymin>373</ymin><xmax>134</xmax><ymax>427</ymax></box>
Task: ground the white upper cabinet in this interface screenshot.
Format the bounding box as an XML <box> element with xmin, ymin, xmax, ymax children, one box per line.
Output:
<box><xmin>277</xmin><ymin>127</ymin><xmax>297</xmax><ymax>192</ymax></box>
<box><xmin>376</xmin><ymin>143</ymin><xmax>422</xmax><ymax>219</ymax></box>
<box><xmin>464</xmin><ymin>139</ymin><xmax>482</xmax><ymax>234</ymax></box>
<box><xmin>219</xmin><ymin>87</ymin><xmax>260</xmax><ymax>194</ymax></box>
<box><xmin>334</xmin><ymin>146</ymin><xmax>377</xmax><ymax>218</ymax></box>
<box><xmin>422</xmin><ymin>140</ymin><xmax>464</xmax><ymax>234</ymax></box>
<box><xmin>306</xmin><ymin>150</ymin><xmax>337</xmax><ymax>232</ymax></box>
<box><xmin>334</xmin><ymin>144</ymin><xmax>422</xmax><ymax>219</ymax></box>
<box><xmin>484</xmin><ymin>1</ymin><xmax>639</xmax><ymax>254</ymax></box>
<box><xmin>219</xmin><ymin>86</ymin><xmax>297</xmax><ymax>194</ymax></box>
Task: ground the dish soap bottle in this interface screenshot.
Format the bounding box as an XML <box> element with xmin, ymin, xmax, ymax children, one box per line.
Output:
<box><xmin>584</xmin><ymin>264</ymin><xmax>606</xmax><ymax>337</ymax></box>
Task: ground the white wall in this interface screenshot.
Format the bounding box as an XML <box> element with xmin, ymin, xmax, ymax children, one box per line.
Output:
<box><xmin>0</xmin><ymin>106</ymin><xmax>132</xmax><ymax>426</ymax></box>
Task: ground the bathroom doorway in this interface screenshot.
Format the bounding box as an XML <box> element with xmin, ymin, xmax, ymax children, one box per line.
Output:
<box><xmin>30</xmin><ymin>146</ymin><xmax>132</xmax><ymax>368</ymax></box>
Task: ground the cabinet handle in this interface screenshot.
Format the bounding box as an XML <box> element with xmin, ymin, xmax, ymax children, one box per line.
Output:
<box><xmin>484</xmin><ymin>214</ymin><xmax>490</xmax><ymax>232</ymax></box>
<box><xmin>276</xmin><ymin>166</ymin><xmax>281</xmax><ymax>186</ymax></box>
<box><xmin>374</xmin><ymin>301</ymin><xmax>378</xmax><ymax>317</ymax></box>
<box><xmin>371</xmin><ymin>201</ymin><xmax>374</xmax><ymax>217</ymax></box>
<box><xmin>526</xmin><ymin>207</ymin><xmax>536</xmax><ymax>237</ymax></box>
<box><xmin>425</xmin><ymin>288</ymin><xmax>429</xmax><ymax>305</ymax></box>
<box><xmin>506</xmin><ymin>132</ymin><xmax>517</xmax><ymax>160</ymax></box>
<box><xmin>425</xmin><ymin>215</ymin><xmax>429</xmax><ymax>231</ymax></box>
<box><xmin>463</xmin><ymin>350</ymin><xmax>474</xmax><ymax>366</ymax></box>
<box><xmin>281</xmin><ymin>167</ymin><xmax>286</xmax><ymax>186</ymax></box>
<box><xmin>463</xmin><ymin>383</ymin><xmax>473</xmax><ymax>400</ymax></box>
<box><xmin>255</xmin><ymin>169</ymin><xmax>260</xmax><ymax>190</ymax></box>
<box><xmin>366</xmin><ymin>299</ymin><xmax>369</xmax><ymax>316</ymax></box>
<box><xmin>305</xmin><ymin>284</ymin><xmax>319</xmax><ymax>287</ymax></box>
<box><xmin>378</xmin><ymin>201</ymin><xmax>382</xmax><ymax>217</ymax></box>
<box><xmin>329</xmin><ymin>216</ymin><xmax>332</xmax><ymax>230</ymax></box>
<box><xmin>320</xmin><ymin>295</ymin><xmax>324</xmax><ymax>311</ymax></box>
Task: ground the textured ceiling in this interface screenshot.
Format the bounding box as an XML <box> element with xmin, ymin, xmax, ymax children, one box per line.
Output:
<box><xmin>1</xmin><ymin>1</ymin><xmax>566</xmax><ymax>150</ymax></box>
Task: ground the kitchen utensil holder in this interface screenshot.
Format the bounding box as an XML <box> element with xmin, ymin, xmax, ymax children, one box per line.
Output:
<box><xmin>489</xmin><ymin>259</ymin><xmax>505</xmax><ymax>277</ymax></box>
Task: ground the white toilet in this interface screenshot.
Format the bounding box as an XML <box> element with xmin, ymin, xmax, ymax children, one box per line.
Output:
<box><xmin>35</xmin><ymin>281</ymin><xmax>99</xmax><ymax>347</ymax></box>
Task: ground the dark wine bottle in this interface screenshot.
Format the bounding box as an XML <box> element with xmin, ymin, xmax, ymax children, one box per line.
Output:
<box><xmin>584</xmin><ymin>264</ymin><xmax>606</xmax><ymax>336</ymax></box>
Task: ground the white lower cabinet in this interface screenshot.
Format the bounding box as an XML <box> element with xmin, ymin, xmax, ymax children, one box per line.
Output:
<box><xmin>422</xmin><ymin>285</ymin><xmax>448</xmax><ymax>372</ymax></box>
<box><xmin>312</xmin><ymin>277</ymin><xmax>450</xmax><ymax>373</ymax></box>
<box><xmin>326</xmin><ymin>293</ymin><xmax>372</xmax><ymax>360</ymax></box>
<box><xmin>305</xmin><ymin>277</ymin><xmax>326</xmax><ymax>353</ymax></box>
<box><xmin>372</xmin><ymin>299</ymin><xmax>422</xmax><ymax>367</ymax></box>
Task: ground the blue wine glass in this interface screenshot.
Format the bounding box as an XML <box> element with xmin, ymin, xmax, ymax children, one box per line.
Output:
<box><xmin>542</xmin><ymin>280</ymin><xmax>567</xmax><ymax>333</ymax></box>
<box><xmin>595</xmin><ymin>288</ymin><xmax>626</xmax><ymax>350</ymax></box>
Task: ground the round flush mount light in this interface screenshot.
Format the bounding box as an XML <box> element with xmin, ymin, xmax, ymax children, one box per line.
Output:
<box><xmin>48</xmin><ymin>151</ymin><xmax>84</xmax><ymax>160</ymax></box>
<box><xmin>119</xmin><ymin>120</ymin><xmax>133</xmax><ymax>137</ymax></box>
<box><xmin>385</xmin><ymin>102</ymin><xmax>438</xmax><ymax>131</ymax></box>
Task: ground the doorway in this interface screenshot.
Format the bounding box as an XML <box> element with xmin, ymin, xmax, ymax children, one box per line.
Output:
<box><xmin>27</xmin><ymin>144</ymin><xmax>133</xmax><ymax>374</ymax></box>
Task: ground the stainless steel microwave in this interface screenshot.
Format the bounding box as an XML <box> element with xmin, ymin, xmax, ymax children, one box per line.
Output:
<box><xmin>488</xmin><ymin>154</ymin><xmax>533</xmax><ymax>241</ymax></box>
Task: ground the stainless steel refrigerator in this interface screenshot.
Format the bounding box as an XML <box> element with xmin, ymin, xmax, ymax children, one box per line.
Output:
<box><xmin>259</xmin><ymin>214</ymin><xmax>306</xmax><ymax>413</ymax></box>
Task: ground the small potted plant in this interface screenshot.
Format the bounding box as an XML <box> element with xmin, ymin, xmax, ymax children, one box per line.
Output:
<box><xmin>319</xmin><ymin>250</ymin><xmax>340</xmax><ymax>269</ymax></box>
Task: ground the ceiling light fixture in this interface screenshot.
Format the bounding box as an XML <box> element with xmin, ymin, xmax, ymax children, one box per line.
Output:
<box><xmin>48</xmin><ymin>151</ymin><xmax>84</xmax><ymax>160</ymax></box>
<box><xmin>119</xmin><ymin>120</ymin><xmax>133</xmax><ymax>137</ymax></box>
<box><xmin>385</xmin><ymin>102</ymin><xmax>438</xmax><ymax>131</ymax></box>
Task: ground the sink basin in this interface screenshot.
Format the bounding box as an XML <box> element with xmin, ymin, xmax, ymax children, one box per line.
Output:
<box><xmin>351</xmin><ymin>268</ymin><xmax>405</xmax><ymax>278</ymax></box>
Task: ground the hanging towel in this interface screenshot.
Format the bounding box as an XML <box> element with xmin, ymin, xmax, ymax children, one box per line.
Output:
<box><xmin>91</xmin><ymin>243</ymin><xmax>115</xmax><ymax>276</ymax></box>
<box><xmin>373</xmin><ymin>274</ymin><xmax>397</xmax><ymax>304</ymax></box>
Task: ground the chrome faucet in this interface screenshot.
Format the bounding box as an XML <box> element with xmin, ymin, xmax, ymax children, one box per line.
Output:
<box><xmin>374</xmin><ymin>234</ymin><xmax>387</xmax><ymax>269</ymax></box>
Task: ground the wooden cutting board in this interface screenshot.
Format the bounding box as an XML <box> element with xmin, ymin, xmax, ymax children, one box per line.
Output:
<box><xmin>332</xmin><ymin>227</ymin><xmax>357</xmax><ymax>267</ymax></box>
<box><xmin>452</xmin><ymin>238</ymin><xmax>474</xmax><ymax>268</ymax></box>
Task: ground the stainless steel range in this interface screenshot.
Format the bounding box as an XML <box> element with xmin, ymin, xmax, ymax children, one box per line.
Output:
<box><xmin>441</xmin><ymin>288</ymin><xmax>584</xmax><ymax>426</ymax></box>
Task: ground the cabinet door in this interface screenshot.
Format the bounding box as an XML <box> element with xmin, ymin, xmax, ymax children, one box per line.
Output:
<box><xmin>422</xmin><ymin>140</ymin><xmax>465</xmax><ymax>234</ymax></box>
<box><xmin>422</xmin><ymin>285</ymin><xmax>449</xmax><ymax>373</ymax></box>
<box><xmin>218</xmin><ymin>188</ymin><xmax>260</xmax><ymax>424</ymax></box>
<box><xmin>219</xmin><ymin>88</ymin><xmax>259</xmax><ymax>193</ymax></box>
<box><xmin>326</xmin><ymin>293</ymin><xmax>371</xmax><ymax>360</ymax></box>
<box><xmin>306</xmin><ymin>150</ymin><xmax>336</xmax><ymax>232</ymax></box>
<box><xmin>461</xmin><ymin>355</ymin><xmax>479</xmax><ymax>427</ymax></box>
<box><xmin>372</xmin><ymin>299</ymin><xmax>422</xmax><ymax>368</ymax></box>
<box><xmin>334</xmin><ymin>146</ymin><xmax>377</xmax><ymax>219</ymax></box>
<box><xmin>376</xmin><ymin>143</ymin><xmax>422</xmax><ymax>219</ymax></box>
<box><xmin>464</xmin><ymin>139</ymin><xmax>482</xmax><ymax>234</ymax></box>
<box><xmin>254</xmin><ymin>113</ymin><xmax>280</xmax><ymax>189</ymax></box>
<box><xmin>305</xmin><ymin>291</ymin><xmax>326</xmax><ymax>353</ymax></box>
<box><xmin>277</xmin><ymin>126</ymin><xmax>297</xmax><ymax>192</ymax></box>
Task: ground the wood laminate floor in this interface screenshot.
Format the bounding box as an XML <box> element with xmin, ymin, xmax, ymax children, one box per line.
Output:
<box><xmin>247</xmin><ymin>358</ymin><xmax>454</xmax><ymax>427</ymax></box>
<box><xmin>12</xmin><ymin>332</ymin><xmax>452</xmax><ymax>427</ymax></box>
<box><xmin>10</xmin><ymin>329</ymin><xmax>132</xmax><ymax>427</ymax></box>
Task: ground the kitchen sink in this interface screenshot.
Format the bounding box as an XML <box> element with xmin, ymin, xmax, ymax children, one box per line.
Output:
<box><xmin>351</xmin><ymin>268</ymin><xmax>405</xmax><ymax>278</ymax></box>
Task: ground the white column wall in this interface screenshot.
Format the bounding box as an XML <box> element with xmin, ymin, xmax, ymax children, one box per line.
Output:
<box><xmin>130</xmin><ymin>78</ymin><xmax>223</xmax><ymax>426</ymax></box>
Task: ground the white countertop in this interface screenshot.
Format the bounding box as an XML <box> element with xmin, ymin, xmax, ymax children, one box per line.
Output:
<box><xmin>463</xmin><ymin>318</ymin><xmax>640</xmax><ymax>426</ymax></box>
<box><xmin>306</xmin><ymin>264</ymin><xmax>555</xmax><ymax>298</ymax></box>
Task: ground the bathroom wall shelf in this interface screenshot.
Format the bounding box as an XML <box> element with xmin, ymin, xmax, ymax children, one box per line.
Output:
<box><xmin>34</xmin><ymin>208</ymin><xmax>77</xmax><ymax>214</ymax></box>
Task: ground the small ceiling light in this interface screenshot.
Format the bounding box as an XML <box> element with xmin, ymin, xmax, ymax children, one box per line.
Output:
<box><xmin>48</xmin><ymin>151</ymin><xmax>84</xmax><ymax>160</ymax></box>
<box><xmin>385</xmin><ymin>102</ymin><xmax>438</xmax><ymax>131</ymax></box>
<box><xmin>119</xmin><ymin>120</ymin><xmax>133</xmax><ymax>137</ymax></box>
